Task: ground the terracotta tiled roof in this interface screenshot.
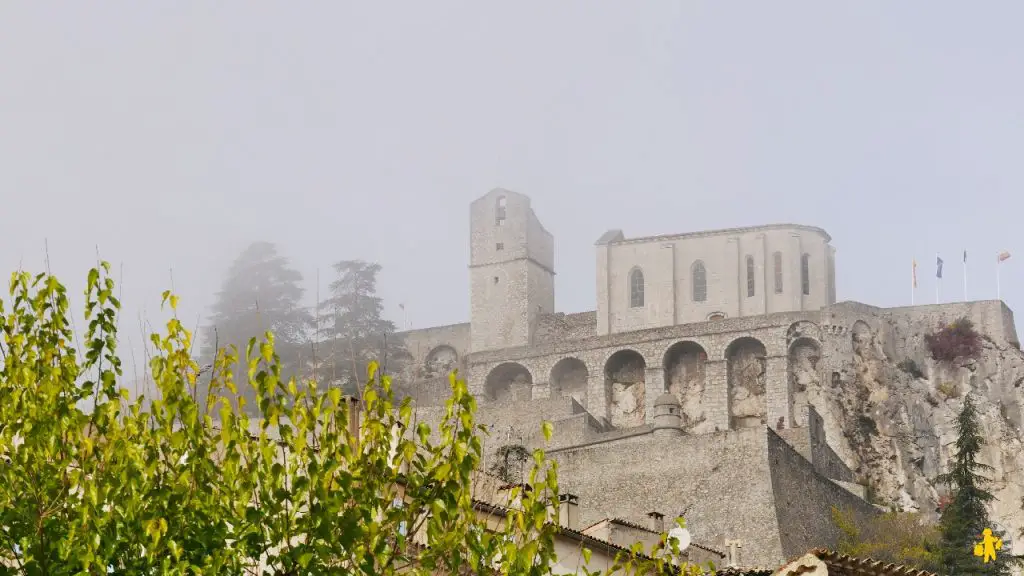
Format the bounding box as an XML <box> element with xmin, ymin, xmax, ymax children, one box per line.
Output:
<box><xmin>580</xmin><ymin>517</ymin><xmax>726</xmax><ymax>558</ymax></box>
<box><xmin>608</xmin><ymin>517</ymin><xmax>656</xmax><ymax>533</ymax></box>
<box><xmin>808</xmin><ymin>548</ymin><xmax>942</xmax><ymax>576</ymax></box>
<box><xmin>770</xmin><ymin>549</ymin><xmax>943</xmax><ymax>576</ymax></box>
<box><xmin>712</xmin><ymin>566</ymin><xmax>775</xmax><ymax>576</ymax></box>
<box><xmin>709</xmin><ymin>548</ymin><xmax>943</xmax><ymax>576</ymax></box>
<box><xmin>472</xmin><ymin>499</ymin><xmax>654</xmax><ymax>560</ymax></box>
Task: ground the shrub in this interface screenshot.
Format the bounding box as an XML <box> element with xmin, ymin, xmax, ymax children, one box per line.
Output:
<box><xmin>832</xmin><ymin>507</ymin><xmax>941</xmax><ymax>573</ymax></box>
<box><xmin>936</xmin><ymin>381</ymin><xmax>959</xmax><ymax>398</ymax></box>
<box><xmin>897</xmin><ymin>358</ymin><xmax>925</xmax><ymax>379</ymax></box>
<box><xmin>925</xmin><ymin>318</ymin><xmax>982</xmax><ymax>364</ymax></box>
<box><xmin>0</xmin><ymin>264</ymin><xmax>703</xmax><ymax>575</ymax></box>
<box><xmin>857</xmin><ymin>415</ymin><xmax>879</xmax><ymax>436</ymax></box>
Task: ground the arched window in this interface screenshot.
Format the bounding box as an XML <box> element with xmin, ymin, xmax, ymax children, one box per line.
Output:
<box><xmin>746</xmin><ymin>255</ymin><xmax>755</xmax><ymax>297</ymax></box>
<box><xmin>629</xmin><ymin>268</ymin><xmax>645</xmax><ymax>308</ymax></box>
<box><xmin>496</xmin><ymin>196</ymin><xmax>507</xmax><ymax>226</ymax></box>
<box><xmin>773</xmin><ymin>252</ymin><xmax>783</xmax><ymax>294</ymax></box>
<box><xmin>801</xmin><ymin>253</ymin><xmax>810</xmax><ymax>295</ymax></box>
<box><xmin>692</xmin><ymin>261</ymin><xmax>707</xmax><ymax>302</ymax></box>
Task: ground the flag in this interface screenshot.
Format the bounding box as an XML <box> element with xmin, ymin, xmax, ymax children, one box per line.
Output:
<box><xmin>998</xmin><ymin>251</ymin><xmax>1011</xmax><ymax>263</ymax></box>
<box><xmin>912</xmin><ymin>259</ymin><xmax>918</xmax><ymax>288</ymax></box>
<box><xmin>936</xmin><ymin>256</ymin><xmax>944</xmax><ymax>279</ymax></box>
<box><xmin>398</xmin><ymin>303</ymin><xmax>405</xmax><ymax>310</ymax></box>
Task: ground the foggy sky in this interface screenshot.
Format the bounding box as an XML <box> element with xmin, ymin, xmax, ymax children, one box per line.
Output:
<box><xmin>2</xmin><ymin>2</ymin><xmax>1023</xmax><ymax>380</ymax></box>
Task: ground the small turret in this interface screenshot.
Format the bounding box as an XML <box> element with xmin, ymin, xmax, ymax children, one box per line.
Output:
<box><xmin>652</xmin><ymin>393</ymin><xmax>684</xmax><ymax>437</ymax></box>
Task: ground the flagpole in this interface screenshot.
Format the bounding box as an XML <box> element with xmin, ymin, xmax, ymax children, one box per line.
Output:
<box><xmin>935</xmin><ymin>253</ymin><xmax>940</xmax><ymax>304</ymax></box>
<box><xmin>913</xmin><ymin>259</ymin><xmax>921</xmax><ymax>305</ymax></box>
<box><xmin>963</xmin><ymin>252</ymin><xmax>968</xmax><ymax>302</ymax></box>
<box><xmin>997</xmin><ymin>263</ymin><xmax>1001</xmax><ymax>301</ymax></box>
<box><xmin>400</xmin><ymin>303</ymin><xmax>410</xmax><ymax>331</ymax></box>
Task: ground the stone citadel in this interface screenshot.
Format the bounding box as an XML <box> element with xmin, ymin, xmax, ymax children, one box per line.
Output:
<box><xmin>397</xmin><ymin>188</ymin><xmax>1024</xmax><ymax>568</ymax></box>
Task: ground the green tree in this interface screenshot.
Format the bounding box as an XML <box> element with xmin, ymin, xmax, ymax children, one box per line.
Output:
<box><xmin>316</xmin><ymin>260</ymin><xmax>410</xmax><ymax>396</ymax></box>
<box><xmin>937</xmin><ymin>394</ymin><xmax>1018</xmax><ymax>575</ymax></box>
<box><xmin>0</xmin><ymin>264</ymin><xmax>708</xmax><ymax>575</ymax></box>
<box><xmin>201</xmin><ymin>241</ymin><xmax>312</xmax><ymax>410</ymax></box>
<box><xmin>831</xmin><ymin>507</ymin><xmax>941</xmax><ymax>572</ymax></box>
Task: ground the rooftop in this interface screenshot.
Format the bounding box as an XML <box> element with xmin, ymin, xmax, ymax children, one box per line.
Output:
<box><xmin>596</xmin><ymin>223</ymin><xmax>832</xmax><ymax>246</ymax></box>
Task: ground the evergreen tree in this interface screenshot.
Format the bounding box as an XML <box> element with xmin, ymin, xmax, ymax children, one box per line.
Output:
<box><xmin>201</xmin><ymin>241</ymin><xmax>312</xmax><ymax>410</ymax></box>
<box><xmin>937</xmin><ymin>394</ymin><xmax>1017</xmax><ymax>575</ymax></box>
<box><xmin>316</xmin><ymin>260</ymin><xmax>410</xmax><ymax>395</ymax></box>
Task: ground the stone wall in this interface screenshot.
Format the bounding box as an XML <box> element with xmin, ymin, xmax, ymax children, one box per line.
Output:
<box><xmin>773</xmin><ymin>406</ymin><xmax>855</xmax><ymax>484</ymax></box>
<box><xmin>890</xmin><ymin>300</ymin><xmax>1020</xmax><ymax>348</ymax></box>
<box><xmin>535</xmin><ymin>311</ymin><xmax>598</xmax><ymax>344</ymax></box>
<box><xmin>806</xmin><ymin>405</ymin><xmax>854</xmax><ymax>483</ymax></box>
<box><xmin>547</xmin><ymin>425</ymin><xmax>871</xmax><ymax>566</ymax></box>
<box><xmin>595</xmin><ymin>225</ymin><xmax>835</xmax><ymax>335</ymax></box>
<box><xmin>397</xmin><ymin>322</ymin><xmax>471</xmax><ymax>377</ymax></box>
<box><xmin>412</xmin><ymin>395</ymin><xmax>587</xmax><ymax>465</ymax></box>
<box><xmin>549</xmin><ymin>427</ymin><xmax>785</xmax><ymax>565</ymax></box>
<box><xmin>466</xmin><ymin>309</ymin><xmax>829</xmax><ymax>431</ymax></box>
<box><xmin>766</xmin><ymin>428</ymin><xmax>878</xmax><ymax>559</ymax></box>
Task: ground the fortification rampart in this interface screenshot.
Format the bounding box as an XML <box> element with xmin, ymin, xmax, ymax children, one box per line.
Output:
<box><xmin>766</xmin><ymin>428</ymin><xmax>878</xmax><ymax>560</ymax></box>
<box><xmin>545</xmin><ymin>424</ymin><xmax>875</xmax><ymax>567</ymax></box>
<box><xmin>392</xmin><ymin>299</ymin><xmax>1018</xmax><ymax>435</ymax></box>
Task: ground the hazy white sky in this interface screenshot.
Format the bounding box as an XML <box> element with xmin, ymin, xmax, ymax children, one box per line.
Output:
<box><xmin>1</xmin><ymin>2</ymin><xmax>1022</xmax><ymax>373</ymax></box>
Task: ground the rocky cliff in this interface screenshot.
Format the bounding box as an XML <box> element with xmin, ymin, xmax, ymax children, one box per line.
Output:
<box><xmin>805</xmin><ymin>309</ymin><xmax>1024</xmax><ymax>555</ymax></box>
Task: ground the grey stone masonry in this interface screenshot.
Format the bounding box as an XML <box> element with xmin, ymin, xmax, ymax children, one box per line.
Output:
<box><xmin>390</xmin><ymin>188</ymin><xmax>1024</xmax><ymax>568</ymax></box>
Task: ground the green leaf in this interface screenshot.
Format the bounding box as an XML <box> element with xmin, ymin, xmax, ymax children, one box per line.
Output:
<box><xmin>541</xmin><ymin>421</ymin><xmax>553</xmax><ymax>442</ymax></box>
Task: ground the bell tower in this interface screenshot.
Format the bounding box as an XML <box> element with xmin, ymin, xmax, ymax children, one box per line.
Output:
<box><xmin>469</xmin><ymin>188</ymin><xmax>555</xmax><ymax>352</ymax></box>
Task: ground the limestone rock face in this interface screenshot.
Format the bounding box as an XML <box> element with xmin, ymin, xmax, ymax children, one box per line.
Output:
<box><xmin>728</xmin><ymin>339</ymin><xmax>768</xmax><ymax>429</ymax></box>
<box><xmin>807</xmin><ymin>315</ymin><xmax>1024</xmax><ymax>555</ymax></box>
<box><xmin>610</xmin><ymin>381</ymin><xmax>645</xmax><ymax>428</ymax></box>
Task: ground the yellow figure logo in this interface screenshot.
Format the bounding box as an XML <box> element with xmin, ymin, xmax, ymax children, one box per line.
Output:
<box><xmin>973</xmin><ymin>528</ymin><xmax>1002</xmax><ymax>563</ymax></box>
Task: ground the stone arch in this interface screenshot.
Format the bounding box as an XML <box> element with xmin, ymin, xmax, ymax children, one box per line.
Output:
<box><xmin>787</xmin><ymin>337</ymin><xmax>821</xmax><ymax>427</ymax></box>
<box><xmin>786</xmin><ymin>321</ymin><xmax>821</xmax><ymax>346</ymax></box>
<box><xmin>663</xmin><ymin>341</ymin><xmax>708</xmax><ymax>432</ymax></box>
<box><xmin>850</xmin><ymin>320</ymin><xmax>884</xmax><ymax>395</ymax></box>
<box><xmin>424</xmin><ymin>345</ymin><xmax>459</xmax><ymax>379</ymax></box>
<box><xmin>725</xmin><ymin>337</ymin><xmax>768</xmax><ymax>430</ymax></box>
<box><xmin>851</xmin><ymin>320</ymin><xmax>872</xmax><ymax>353</ymax></box>
<box><xmin>550</xmin><ymin>357</ymin><xmax>589</xmax><ymax>408</ymax></box>
<box><xmin>484</xmin><ymin>362</ymin><xmax>532</xmax><ymax>403</ymax></box>
<box><xmin>604</xmin><ymin>349</ymin><xmax>647</xmax><ymax>429</ymax></box>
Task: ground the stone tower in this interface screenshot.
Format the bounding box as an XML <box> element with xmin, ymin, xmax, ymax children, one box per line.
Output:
<box><xmin>652</xmin><ymin>393</ymin><xmax>684</xmax><ymax>437</ymax></box>
<box><xmin>469</xmin><ymin>189</ymin><xmax>555</xmax><ymax>353</ymax></box>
